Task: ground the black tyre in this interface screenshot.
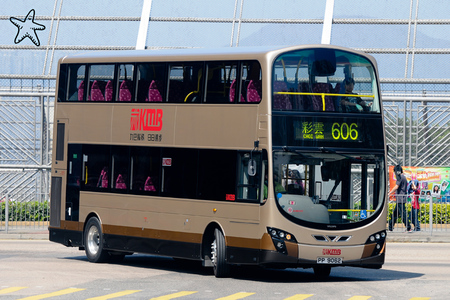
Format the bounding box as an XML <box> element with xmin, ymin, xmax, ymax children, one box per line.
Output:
<box><xmin>313</xmin><ymin>265</ymin><xmax>331</xmax><ymax>278</ymax></box>
<box><xmin>84</xmin><ymin>217</ymin><xmax>110</xmax><ymax>263</ymax></box>
<box><xmin>211</xmin><ymin>228</ymin><xmax>230</xmax><ymax>277</ymax></box>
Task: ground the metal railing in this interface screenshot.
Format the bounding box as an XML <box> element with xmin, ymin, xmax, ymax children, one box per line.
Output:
<box><xmin>388</xmin><ymin>199</ymin><xmax>450</xmax><ymax>233</ymax></box>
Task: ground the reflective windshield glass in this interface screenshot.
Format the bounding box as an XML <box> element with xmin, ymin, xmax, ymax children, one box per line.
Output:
<box><xmin>272</xmin><ymin>48</ymin><xmax>381</xmax><ymax>113</ymax></box>
<box><xmin>273</xmin><ymin>151</ymin><xmax>385</xmax><ymax>225</ymax></box>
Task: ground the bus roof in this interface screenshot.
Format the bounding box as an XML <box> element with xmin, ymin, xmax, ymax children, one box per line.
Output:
<box><xmin>58</xmin><ymin>44</ymin><xmax>367</xmax><ymax>65</ymax></box>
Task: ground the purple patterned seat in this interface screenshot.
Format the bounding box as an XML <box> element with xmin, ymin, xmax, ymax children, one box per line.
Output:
<box><xmin>115</xmin><ymin>174</ymin><xmax>126</xmax><ymax>189</ymax></box>
<box><xmin>144</xmin><ymin>176</ymin><xmax>156</xmax><ymax>191</ymax></box>
<box><xmin>292</xmin><ymin>82</ymin><xmax>309</xmax><ymax>110</ymax></box>
<box><xmin>312</xmin><ymin>83</ymin><xmax>335</xmax><ymax>111</ymax></box>
<box><xmin>247</xmin><ymin>80</ymin><xmax>262</xmax><ymax>103</ymax></box>
<box><xmin>273</xmin><ymin>81</ymin><xmax>292</xmax><ymax>110</ymax></box>
<box><xmin>229</xmin><ymin>79</ymin><xmax>244</xmax><ymax>103</ymax></box>
<box><xmin>78</xmin><ymin>81</ymin><xmax>85</xmax><ymax>101</ymax></box>
<box><xmin>147</xmin><ymin>80</ymin><xmax>163</xmax><ymax>102</ymax></box>
<box><xmin>90</xmin><ymin>80</ymin><xmax>105</xmax><ymax>101</ymax></box>
<box><xmin>97</xmin><ymin>168</ymin><xmax>108</xmax><ymax>188</ymax></box>
<box><xmin>105</xmin><ymin>80</ymin><xmax>113</xmax><ymax>102</ymax></box>
<box><xmin>119</xmin><ymin>80</ymin><xmax>132</xmax><ymax>102</ymax></box>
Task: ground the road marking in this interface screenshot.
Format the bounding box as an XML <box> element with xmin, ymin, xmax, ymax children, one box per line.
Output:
<box><xmin>284</xmin><ymin>294</ymin><xmax>314</xmax><ymax>300</ymax></box>
<box><xmin>16</xmin><ymin>288</ymin><xmax>85</xmax><ymax>300</ymax></box>
<box><xmin>0</xmin><ymin>287</ymin><xmax>27</xmax><ymax>294</ymax></box>
<box><xmin>150</xmin><ymin>291</ymin><xmax>198</xmax><ymax>300</ymax></box>
<box><xmin>86</xmin><ymin>290</ymin><xmax>142</xmax><ymax>299</ymax></box>
<box><xmin>216</xmin><ymin>292</ymin><xmax>256</xmax><ymax>300</ymax></box>
<box><xmin>347</xmin><ymin>297</ymin><xmax>371</xmax><ymax>300</ymax></box>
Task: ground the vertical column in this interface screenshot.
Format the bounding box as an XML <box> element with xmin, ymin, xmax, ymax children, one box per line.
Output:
<box><xmin>136</xmin><ymin>0</ymin><xmax>153</xmax><ymax>50</ymax></box>
<box><xmin>235</xmin><ymin>0</ymin><xmax>245</xmax><ymax>47</ymax></box>
<box><xmin>321</xmin><ymin>0</ymin><xmax>335</xmax><ymax>45</ymax></box>
<box><xmin>5</xmin><ymin>193</ymin><xmax>9</xmax><ymax>233</ymax></box>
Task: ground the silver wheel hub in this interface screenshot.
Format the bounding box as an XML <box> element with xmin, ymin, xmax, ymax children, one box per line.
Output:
<box><xmin>87</xmin><ymin>226</ymin><xmax>100</xmax><ymax>255</ymax></box>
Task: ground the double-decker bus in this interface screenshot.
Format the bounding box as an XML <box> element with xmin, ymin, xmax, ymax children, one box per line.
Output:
<box><xmin>49</xmin><ymin>44</ymin><xmax>387</xmax><ymax>278</ymax></box>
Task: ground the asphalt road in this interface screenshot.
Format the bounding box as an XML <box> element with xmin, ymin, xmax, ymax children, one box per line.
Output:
<box><xmin>0</xmin><ymin>240</ymin><xmax>449</xmax><ymax>299</ymax></box>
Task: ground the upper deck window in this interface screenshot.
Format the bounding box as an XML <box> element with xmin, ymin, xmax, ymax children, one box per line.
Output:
<box><xmin>241</xmin><ymin>61</ymin><xmax>262</xmax><ymax>103</ymax></box>
<box><xmin>60</xmin><ymin>60</ymin><xmax>262</xmax><ymax>104</ymax></box>
<box><xmin>205</xmin><ymin>62</ymin><xmax>238</xmax><ymax>103</ymax></box>
<box><xmin>168</xmin><ymin>63</ymin><xmax>204</xmax><ymax>103</ymax></box>
<box><xmin>63</xmin><ymin>64</ymin><xmax>85</xmax><ymax>102</ymax></box>
<box><xmin>136</xmin><ymin>63</ymin><xmax>166</xmax><ymax>102</ymax></box>
<box><xmin>272</xmin><ymin>49</ymin><xmax>381</xmax><ymax>113</ymax></box>
<box><xmin>87</xmin><ymin>64</ymin><xmax>115</xmax><ymax>102</ymax></box>
<box><xmin>117</xmin><ymin>64</ymin><xmax>135</xmax><ymax>102</ymax></box>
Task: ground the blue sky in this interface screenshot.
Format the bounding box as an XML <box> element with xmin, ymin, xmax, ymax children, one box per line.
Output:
<box><xmin>1</xmin><ymin>0</ymin><xmax>449</xmax><ymax>78</ymax></box>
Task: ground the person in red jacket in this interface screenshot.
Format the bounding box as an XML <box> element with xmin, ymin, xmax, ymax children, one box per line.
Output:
<box><xmin>409</xmin><ymin>179</ymin><xmax>421</xmax><ymax>232</ymax></box>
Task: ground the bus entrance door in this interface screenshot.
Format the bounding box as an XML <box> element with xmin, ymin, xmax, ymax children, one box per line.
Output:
<box><xmin>66</xmin><ymin>144</ymin><xmax>81</xmax><ymax>221</ymax></box>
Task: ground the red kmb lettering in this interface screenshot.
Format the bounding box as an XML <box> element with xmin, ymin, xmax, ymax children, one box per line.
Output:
<box><xmin>322</xmin><ymin>249</ymin><xmax>341</xmax><ymax>255</ymax></box>
<box><xmin>130</xmin><ymin>108</ymin><xmax>163</xmax><ymax>131</ymax></box>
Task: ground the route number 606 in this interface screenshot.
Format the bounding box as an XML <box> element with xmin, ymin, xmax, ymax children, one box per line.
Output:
<box><xmin>332</xmin><ymin>122</ymin><xmax>358</xmax><ymax>140</ymax></box>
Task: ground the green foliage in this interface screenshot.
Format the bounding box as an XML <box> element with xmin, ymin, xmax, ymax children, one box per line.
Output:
<box><xmin>388</xmin><ymin>203</ymin><xmax>450</xmax><ymax>224</ymax></box>
<box><xmin>0</xmin><ymin>201</ymin><xmax>50</xmax><ymax>221</ymax></box>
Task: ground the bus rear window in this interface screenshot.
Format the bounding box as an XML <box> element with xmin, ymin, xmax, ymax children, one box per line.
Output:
<box><xmin>66</xmin><ymin>64</ymin><xmax>85</xmax><ymax>101</ymax></box>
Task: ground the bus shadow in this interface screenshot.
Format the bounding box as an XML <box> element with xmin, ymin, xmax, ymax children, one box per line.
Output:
<box><xmin>65</xmin><ymin>254</ymin><xmax>213</xmax><ymax>276</ymax></box>
<box><xmin>231</xmin><ymin>266</ymin><xmax>424</xmax><ymax>283</ymax></box>
<box><xmin>64</xmin><ymin>254</ymin><xmax>424</xmax><ymax>283</ymax></box>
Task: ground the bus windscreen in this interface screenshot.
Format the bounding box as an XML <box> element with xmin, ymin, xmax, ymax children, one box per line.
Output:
<box><xmin>272</xmin><ymin>48</ymin><xmax>381</xmax><ymax>113</ymax></box>
<box><xmin>272</xmin><ymin>150</ymin><xmax>385</xmax><ymax>229</ymax></box>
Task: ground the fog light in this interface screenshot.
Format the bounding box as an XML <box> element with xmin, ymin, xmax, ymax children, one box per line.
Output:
<box><xmin>376</xmin><ymin>244</ymin><xmax>381</xmax><ymax>250</ymax></box>
<box><xmin>267</xmin><ymin>227</ymin><xmax>296</xmax><ymax>255</ymax></box>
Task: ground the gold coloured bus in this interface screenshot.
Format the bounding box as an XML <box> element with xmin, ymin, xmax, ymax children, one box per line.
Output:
<box><xmin>49</xmin><ymin>44</ymin><xmax>387</xmax><ymax>278</ymax></box>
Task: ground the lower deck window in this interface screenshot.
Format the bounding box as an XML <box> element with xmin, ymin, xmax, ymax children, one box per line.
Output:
<box><xmin>68</xmin><ymin>144</ymin><xmax>264</xmax><ymax>203</ymax></box>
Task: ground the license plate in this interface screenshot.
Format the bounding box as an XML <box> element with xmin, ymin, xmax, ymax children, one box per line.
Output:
<box><xmin>317</xmin><ymin>257</ymin><xmax>342</xmax><ymax>264</ymax></box>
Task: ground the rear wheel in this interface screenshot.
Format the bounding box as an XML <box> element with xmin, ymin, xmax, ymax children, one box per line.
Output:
<box><xmin>84</xmin><ymin>217</ymin><xmax>110</xmax><ymax>263</ymax></box>
<box><xmin>211</xmin><ymin>228</ymin><xmax>230</xmax><ymax>277</ymax></box>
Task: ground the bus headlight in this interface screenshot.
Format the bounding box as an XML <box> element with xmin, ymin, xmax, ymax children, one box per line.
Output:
<box><xmin>267</xmin><ymin>227</ymin><xmax>297</xmax><ymax>254</ymax></box>
<box><xmin>365</xmin><ymin>230</ymin><xmax>386</xmax><ymax>256</ymax></box>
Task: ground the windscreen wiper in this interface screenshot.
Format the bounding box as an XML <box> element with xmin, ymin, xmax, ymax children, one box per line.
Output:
<box><xmin>320</xmin><ymin>147</ymin><xmax>372</xmax><ymax>163</ymax></box>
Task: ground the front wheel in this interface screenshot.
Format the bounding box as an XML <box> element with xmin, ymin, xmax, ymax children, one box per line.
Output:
<box><xmin>211</xmin><ymin>228</ymin><xmax>230</xmax><ymax>277</ymax></box>
<box><xmin>84</xmin><ymin>217</ymin><xmax>110</xmax><ymax>263</ymax></box>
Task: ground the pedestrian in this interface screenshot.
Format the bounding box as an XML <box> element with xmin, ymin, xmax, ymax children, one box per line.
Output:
<box><xmin>408</xmin><ymin>179</ymin><xmax>421</xmax><ymax>232</ymax></box>
<box><xmin>388</xmin><ymin>165</ymin><xmax>411</xmax><ymax>232</ymax></box>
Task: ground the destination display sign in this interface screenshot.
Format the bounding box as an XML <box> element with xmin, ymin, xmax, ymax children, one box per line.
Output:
<box><xmin>294</xmin><ymin>120</ymin><xmax>362</xmax><ymax>142</ymax></box>
<box><xmin>272</xmin><ymin>115</ymin><xmax>384</xmax><ymax>149</ymax></box>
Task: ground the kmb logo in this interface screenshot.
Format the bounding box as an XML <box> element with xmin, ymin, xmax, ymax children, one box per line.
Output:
<box><xmin>322</xmin><ymin>249</ymin><xmax>341</xmax><ymax>255</ymax></box>
<box><xmin>130</xmin><ymin>108</ymin><xmax>163</xmax><ymax>131</ymax></box>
